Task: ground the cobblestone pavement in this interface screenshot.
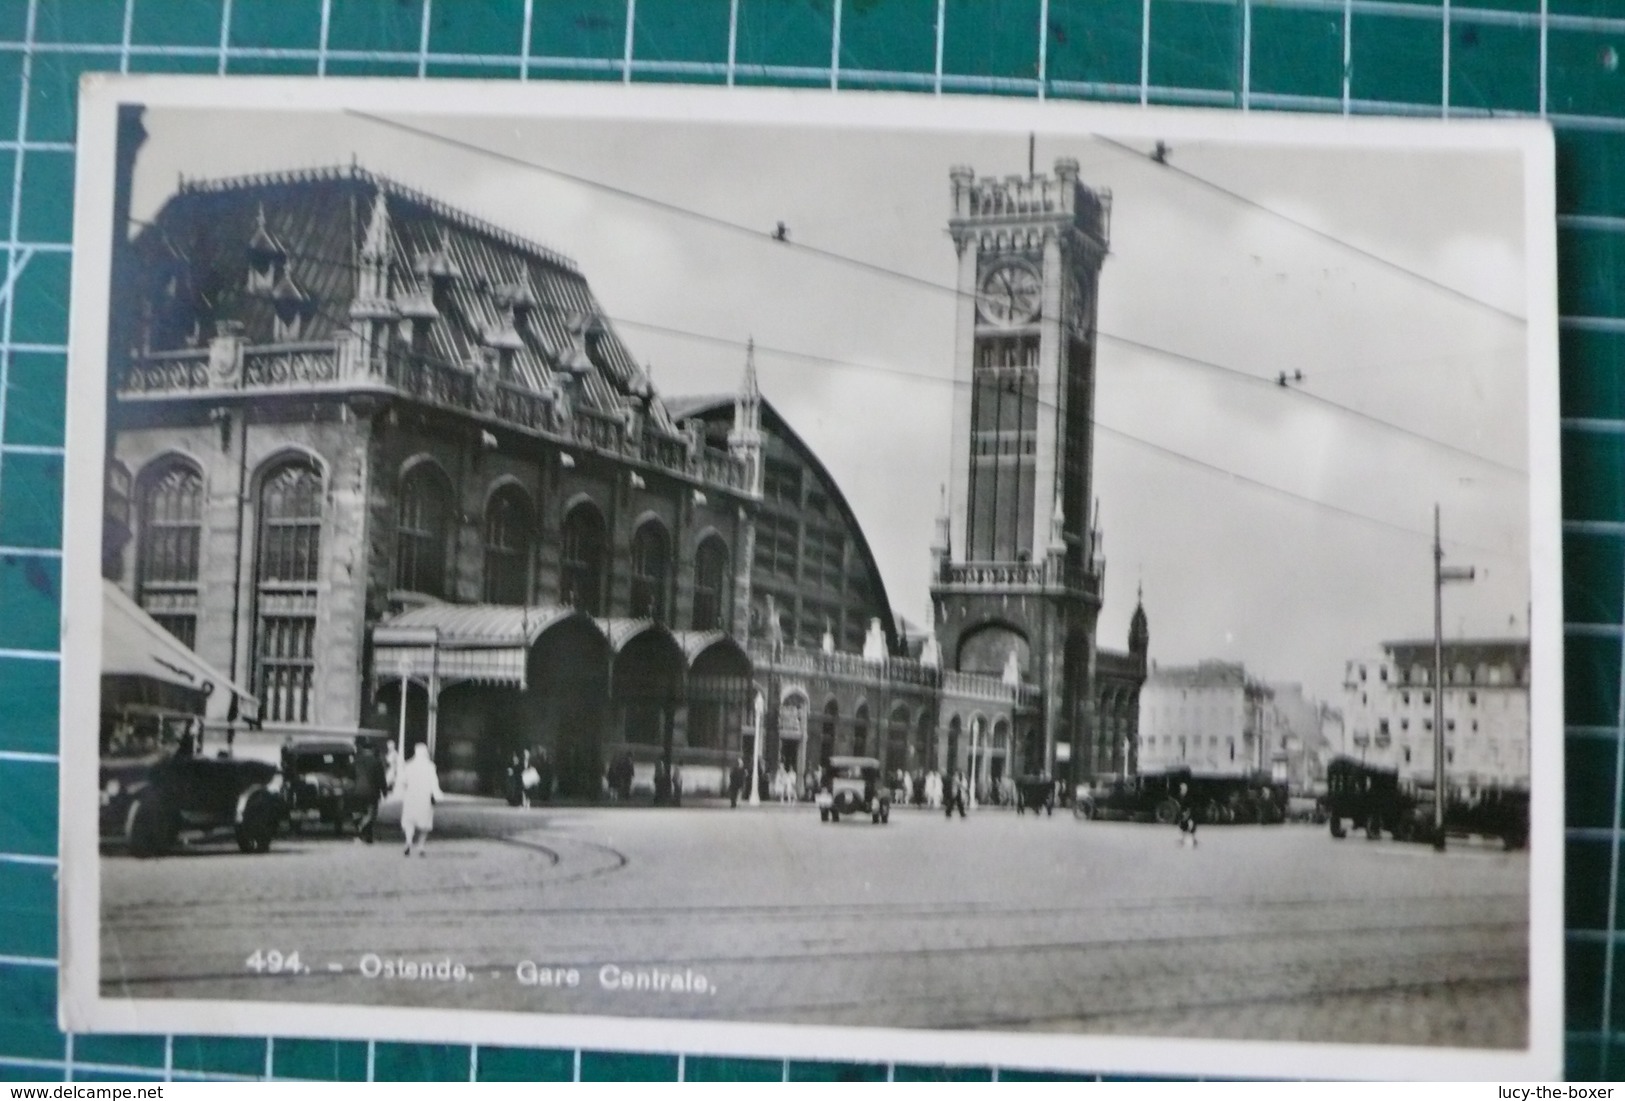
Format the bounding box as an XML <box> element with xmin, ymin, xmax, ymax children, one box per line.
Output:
<box><xmin>100</xmin><ymin>801</ymin><xmax>1529</xmax><ymax>1048</ymax></box>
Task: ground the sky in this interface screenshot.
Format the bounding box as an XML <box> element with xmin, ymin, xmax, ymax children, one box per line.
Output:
<box><xmin>128</xmin><ymin>101</ymin><xmax>1537</xmax><ymax>705</ymax></box>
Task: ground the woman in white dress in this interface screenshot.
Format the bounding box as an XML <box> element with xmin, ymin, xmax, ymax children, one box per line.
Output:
<box><xmin>398</xmin><ymin>743</ymin><xmax>444</xmax><ymax>857</ymax></box>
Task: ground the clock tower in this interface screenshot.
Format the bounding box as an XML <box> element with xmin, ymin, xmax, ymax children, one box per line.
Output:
<box><xmin>930</xmin><ymin>158</ymin><xmax>1113</xmax><ymax>781</ymax></box>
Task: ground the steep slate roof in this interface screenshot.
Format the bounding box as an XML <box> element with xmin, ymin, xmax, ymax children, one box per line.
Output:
<box><xmin>131</xmin><ymin>165</ymin><xmax>677</xmax><ymax>432</ymax></box>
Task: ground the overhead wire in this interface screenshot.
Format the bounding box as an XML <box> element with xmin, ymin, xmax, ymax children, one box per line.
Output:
<box><xmin>341</xmin><ymin>109</ymin><xmax>1528</xmax><ymax>478</ymax></box>
<box><xmin>122</xmin><ymin>187</ymin><xmax>1523</xmax><ymax>562</ymax></box>
<box><xmin>1084</xmin><ymin>132</ymin><xmax>1529</xmax><ymax>327</ymax></box>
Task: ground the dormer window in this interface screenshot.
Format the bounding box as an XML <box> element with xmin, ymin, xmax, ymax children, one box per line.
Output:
<box><xmin>495</xmin><ymin>280</ymin><xmax>537</xmax><ymax>328</ymax></box>
<box><xmin>414</xmin><ymin>234</ymin><xmax>462</xmax><ymax>315</ymax></box>
<box><xmin>271</xmin><ymin>266</ymin><xmax>309</xmax><ymax>343</ymax></box>
<box><xmin>246</xmin><ymin>204</ymin><xmax>286</xmax><ymax>294</ymax></box>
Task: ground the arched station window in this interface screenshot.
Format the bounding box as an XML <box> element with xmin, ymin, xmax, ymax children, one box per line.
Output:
<box><xmin>560</xmin><ymin>503</ymin><xmax>607</xmax><ymax>616</ymax></box>
<box><xmin>692</xmin><ymin>536</ymin><xmax>731</xmax><ymax>632</ymax></box>
<box><xmin>255</xmin><ymin>460</ymin><xmax>323</xmax><ymax>724</ymax></box>
<box><xmin>629</xmin><ymin>521</ymin><xmax>671</xmax><ymax>622</ymax></box>
<box><xmin>483</xmin><ymin>486</ymin><xmax>532</xmax><ymax>605</ymax></box>
<box><xmin>396</xmin><ymin>464</ymin><xmax>453</xmax><ymax>598</ymax></box>
<box><xmin>137</xmin><ymin>461</ymin><xmax>204</xmax><ymax>649</ymax></box>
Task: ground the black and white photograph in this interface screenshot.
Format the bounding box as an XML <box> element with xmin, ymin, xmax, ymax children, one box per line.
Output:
<box><xmin>59</xmin><ymin>79</ymin><xmax>1562</xmax><ymax>1080</ymax></box>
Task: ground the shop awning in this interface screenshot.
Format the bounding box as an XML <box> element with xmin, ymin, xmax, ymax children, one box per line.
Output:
<box><xmin>101</xmin><ymin>580</ymin><xmax>260</xmax><ymax>722</ymax></box>
<box><xmin>372</xmin><ymin>603</ymin><xmax>579</xmax><ymax>689</ymax></box>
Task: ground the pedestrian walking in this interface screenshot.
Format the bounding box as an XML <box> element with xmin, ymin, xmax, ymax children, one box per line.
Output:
<box><xmin>729</xmin><ymin>757</ymin><xmax>746</xmax><ymax>808</ymax></box>
<box><xmin>944</xmin><ymin>770</ymin><xmax>968</xmax><ymax>818</ymax></box>
<box><xmin>535</xmin><ymin>746</ymin><xmax>553</xmax><ymax>804</ymax></box>
<box><xmin>352</xmin><ymin>742</ymin><xmax>387</xmax><ymax>844</ymax></box>
<box><xmin>609</xmin><ymin>750</ymin><xmax>635</xmax><ymax>803</ymax></box>
<box><xmin>1177</xmin><ymin>782</ymin><xmax>1199</xmax><ymax>848</ymax></box>
<box><xmin>520</xmin><ymin>749</ymin><xmax>541</xmax><ymax>809</ymax></box>
<box><xmin>504</xmin><ymin>753</ymin><xmax>524</xmax><ymax>807</ymax></box>
<box><xmin>397</xmin><ymin>742</ymin><xmax>444</xmax><ymax>857</ymax></box>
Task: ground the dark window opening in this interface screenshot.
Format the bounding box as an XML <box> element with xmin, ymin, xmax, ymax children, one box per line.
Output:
<box><xmin>483</xmin><ymin>487</ymin><xmax>532</xmax><ymax>604</ymax></box>
<box><xmin>255</xmin><ymin>461</ymin><xmax>322</xmax><ymax>724</ymax></box>
<box><xmin>396</xmin><ymin>465</ymin><xmax>453</xmax><ymax>598</ymax></box>
<box><xmin>629</xmin><ymin>522</ymin><xmax>671</xmax><ymax>622</ymax></box>
<box><xmin>560</xmin><ymin>504</ymin><xmax>607</xmax><ymax>616</ymax></box>
<box><xmin>693</xmin><ymin>537</ymin><xmax>731</xmax><ymax>632</ymax></box>
<box><xmin>137</xmin><ymin>462</ymin><xmax>204</xmax><ymax>649</ymax></box>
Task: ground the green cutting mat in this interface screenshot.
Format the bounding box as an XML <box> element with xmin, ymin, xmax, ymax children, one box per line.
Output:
<box><xmin>0</xmin><ymin>0</ymin><xmax>1615</xmax><ymax>1083</ymax></box>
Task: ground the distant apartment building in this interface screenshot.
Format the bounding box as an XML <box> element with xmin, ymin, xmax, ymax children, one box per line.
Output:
<box><xmin>1340</xmin><ymin>638</ymin><xmax>1530</xmax><ymax>790</ymax></box>
<box><xmin>1137</xmin><ymin>661</ymin><xmax>1274</xmax><ymax>776</ymax></box>
<box><xmin>1136</xmin><ymin>662</ymin><xmax>1333</xmax><ymax>790</ymax></box>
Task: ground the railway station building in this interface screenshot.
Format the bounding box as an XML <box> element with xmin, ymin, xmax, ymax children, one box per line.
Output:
<box><xmin>100</xmin><ymin>117</ymin><xmax>1145</xmax><ymax>800</ymax></box>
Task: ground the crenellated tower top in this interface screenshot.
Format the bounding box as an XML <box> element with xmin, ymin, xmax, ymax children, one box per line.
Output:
<box><xmin>948</xmin><ymin>157</ymin><xmax>1111</xmax><ymax>259</ymax></box>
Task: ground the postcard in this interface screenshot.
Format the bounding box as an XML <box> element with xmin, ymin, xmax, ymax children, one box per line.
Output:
<box><xmin>59</xmin><ymin>76</ymin><xmax>1562</xmax><ymax>1080</ymax></box>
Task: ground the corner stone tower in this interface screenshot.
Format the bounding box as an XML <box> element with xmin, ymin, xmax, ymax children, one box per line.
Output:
<box><xmin>930</xmin><ymin>158</ymin><xmax>1112</xmax><ymax>778</ymax></box>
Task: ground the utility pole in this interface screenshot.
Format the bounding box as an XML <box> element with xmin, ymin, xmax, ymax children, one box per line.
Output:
<box><xmin>1433</xmin><ymin>504</ymin><xmax>1475</xmax><ymax>851</ymax></box>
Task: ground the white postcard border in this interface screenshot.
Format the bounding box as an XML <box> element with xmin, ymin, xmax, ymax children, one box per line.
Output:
<box><xmin>58</xmin><ymin>75</ymin><xmax>1564</xmax><ymax>1082</ymax></box>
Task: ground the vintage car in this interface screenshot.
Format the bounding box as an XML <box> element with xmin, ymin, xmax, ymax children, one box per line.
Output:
<box><xmin>1324</xmin><ymin>757</ymin><xmax>1529</xmax><ymax>849</ymax></box>
<box><xmin>281</xmin><ymin>739</ymin><xmax>367</xmax><ymax>834</ymax></box>
<box><xmin>100</xmin><ymin>719</ymin><xmax>286</xmax><ymax>857</ymax></box>
<box><xmin>1072</xmin><ymin>772</ymin><xmax>1185</xmax><ymax>823</ymax></box>
<box><xmin>816</xmin><ymin>755</ymin><xmax>891</xmax><ymax>824</ymax></box>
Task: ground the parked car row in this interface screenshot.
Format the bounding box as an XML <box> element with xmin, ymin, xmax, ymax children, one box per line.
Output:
<box><xmin>1322</xmin><ymin>756</ymin><xmax>1529</xmax><ymax>850</ymax></box>
<box><xmin>100</xmin><ymin>742</ymin><xmax>286</xmax><ymax>858</ymax></box>
<box><xmin>1072</xmin><ymin>768</ymin><xmax>1290</xmax><ymax>826</ymax></box>
<box><xmin>100</xmin><ymin>720</ymin><xmax>392</xmax><ymax>858</ymax></box>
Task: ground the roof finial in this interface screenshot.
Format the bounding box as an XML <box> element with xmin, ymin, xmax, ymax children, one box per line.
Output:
<box><xmin>360</xmin><ymin>185</ymin><xmax>391</xmax><ymax>261</ymax></box>
<box><xmin>742</xmin><ymin>336</ymin><xmax>759</xmax><ymax>398</ymax></box>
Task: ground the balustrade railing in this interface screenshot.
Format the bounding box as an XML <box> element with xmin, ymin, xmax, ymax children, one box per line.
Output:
<box><xmin>122</xmin><ymin>339</ymin><xmax>753</xmax><ymax>494</ymax></box>
<box><xmin>120</xmin><ymin>349</ymin><xmax>209</xmax><ymax>394</ymax></box>
<box><xmin>746</xmin><ymin>643</ymin><xmax>1038</xmax><ymax>707</ymax></box>
<box><xmin>940</xmin><ymin>557</ymin><xmax>1100</xmax><ymax>597</ymax></box>
<box><xmin>242</xmin><ymin>344</ymin><xmax>338</xmax><ymax>386</ymax></box>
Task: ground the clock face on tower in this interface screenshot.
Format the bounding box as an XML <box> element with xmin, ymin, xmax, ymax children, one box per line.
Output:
<box><xmin>978</xmin><ymin>261</ymin><xmax>1041</xmax><ymax>326</ymax></box>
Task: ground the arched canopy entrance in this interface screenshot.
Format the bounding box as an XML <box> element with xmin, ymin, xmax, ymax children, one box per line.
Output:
<box><xmin>372</xmin><ymin>604</ymin><xmax>610</xmax><ymax>798</ymax></box>
<box><xmin>683</xmin><ymin>632</ymin><xmax>752</xmax><ymax>755</ymax></box>
<box><xmin>605</xmin><ymin>619</ymin><xmax>683</xmax><ymax>750</ymax></box>
<box><xmin>530</xmin><ymin>615</ymin><xmax>611</xmax><ymax>798</ymax></box>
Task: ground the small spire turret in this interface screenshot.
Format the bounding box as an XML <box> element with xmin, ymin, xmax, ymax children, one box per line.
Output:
<box><xmin>729</xmin><ymin>337</ymin><xmax>764</xmax><ymax>498</ymax></box>
<box><xmin>1129</xmin><ymin>581</ymin><xmax>1149</xmax><ymax>662</ymax></box>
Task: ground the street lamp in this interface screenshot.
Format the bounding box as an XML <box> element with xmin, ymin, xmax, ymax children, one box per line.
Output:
<box><xmin>968</xmin><ymin>718</ymin><xmax>981</xmax><ymax>810</ymax></box>
<box><xmin>750</xmin><ymin>690</ymin><xmax>764</xmax><ymax>807</ymax></box>
<box><xmin>394</xmin><ymin>657</ymin><xmax>411</xmax><ymax>765</ymax></box>
<box><xmin>1433</xmin><ymin>504</ymin><xmax>1475</xmax><ymax>851</ymax></box>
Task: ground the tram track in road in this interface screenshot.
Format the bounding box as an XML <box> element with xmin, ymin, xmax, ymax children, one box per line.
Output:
<box><xmin>103</xmin><ymin>829</ymin><xmax>631</xmax><ymax>918</ymax></box>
